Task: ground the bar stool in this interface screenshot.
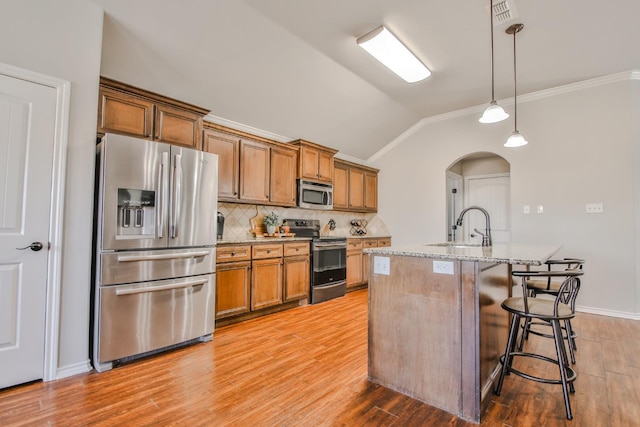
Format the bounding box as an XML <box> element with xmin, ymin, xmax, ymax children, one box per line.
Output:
<box><xmin>521</xmin><ymin>258</ymin><xmax>585</xmax><ymax>363</ymax></box>
<box><xmin>495</xmin><ymin>269</ymin><xmax>583</xmax><ymax>420</ymax></box>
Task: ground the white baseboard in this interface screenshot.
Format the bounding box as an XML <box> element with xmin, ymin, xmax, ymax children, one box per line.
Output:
<box><xmin>55</xmin><ymin>359</ymin><xmax>92</xmax><ymax>380</ymax></box>
<box><xmin>576</xmin><ymin>305</ymin><xmax>640</xmax><ymax>320</ymax></box>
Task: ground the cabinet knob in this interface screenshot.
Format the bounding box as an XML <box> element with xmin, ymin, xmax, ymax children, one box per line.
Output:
<box><xmin>267</xmin><ymin>249</ymin><xmax>271</xmax><ymax>253</ymax></box>
<box><xmin>231</xmin><ymin>252</ymin><xmax>236</xmax><ymax>256</ymax></box>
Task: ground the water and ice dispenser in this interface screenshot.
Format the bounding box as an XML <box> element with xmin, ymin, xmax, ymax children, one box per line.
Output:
<box><xmin>117</xmin><ymin>188</ymin><xmax>156</xmax><ymax>238</ymax></box>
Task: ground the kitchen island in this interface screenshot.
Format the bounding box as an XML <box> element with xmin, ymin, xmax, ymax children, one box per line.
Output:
<box><xmin>363</xmin><ymin>243</ymin><xmax>560</xmax><ymax>423</ymax></box>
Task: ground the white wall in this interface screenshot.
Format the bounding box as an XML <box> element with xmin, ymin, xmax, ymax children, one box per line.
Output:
<box><xmin>0</xmin><ymin>0</ymin><xmax>103</xmax><ymax>373</ymax></box>
<box><xmin>373</xmin><ymin>77</ymin><xmax>639</xmax><ymax>316</ymax></box>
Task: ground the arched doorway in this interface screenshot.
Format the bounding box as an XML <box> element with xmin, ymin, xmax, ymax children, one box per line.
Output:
<box><xmin>446</xmin><ymin>152</ymin><xmax>511</xmax><ymax>244</ymax></box>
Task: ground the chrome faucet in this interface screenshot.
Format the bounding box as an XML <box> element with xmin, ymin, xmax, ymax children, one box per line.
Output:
<box><xmin>455</xmin><ymin>206</ymin><xmax>492</xmax><ymax>246</ymax></box>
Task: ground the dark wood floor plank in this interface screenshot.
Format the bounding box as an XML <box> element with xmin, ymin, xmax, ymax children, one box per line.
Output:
<box><xmin>0</xmin><ymin>290</ymin><xmax>638</xmax><ymax>426</ymax></box>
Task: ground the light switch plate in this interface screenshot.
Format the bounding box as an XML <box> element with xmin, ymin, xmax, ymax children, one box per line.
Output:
<box><xmin>373</xmin><ymin>256</ymin><xmax>390</xmax><ymax>275</ymax></box>
<box><xmin>537</xmin><ymin>205</ymin><xmax>544</xmax><ymax>214</ymax></box>
<box><xmin>523</xmin><ymin>205</ymin><xmax>530</xmax><ymax>214</ymax></box>
<box><xmin>433</xmin><ymin>260</ymin><xmax>454</xmax><ymax>275</ymax></box>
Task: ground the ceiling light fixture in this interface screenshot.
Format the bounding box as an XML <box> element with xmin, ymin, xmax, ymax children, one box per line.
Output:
<box><xmin>479</xmin><ymin>0</ymin><xmax>509</xmax><ymax>124</ymax></box>
<box><xmin>504</xmin><ymin>23</ymin><xmax>528</xmax><ymax>147</ymax></box>
<box><xmin>356</xmin><ymin>25</ymin><xmax>431</xmax><ymax>83</ymax></box>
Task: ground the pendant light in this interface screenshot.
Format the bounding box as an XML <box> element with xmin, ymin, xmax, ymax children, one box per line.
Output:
<box><xmin>479</xmin><ymin>0</ymin><xmax>508</xmax><ymax>124</ymax></box>
<box><xmin>504</xmin><ymin>23</ymin><xmax>528</xmax><ymax>147</ymax></box>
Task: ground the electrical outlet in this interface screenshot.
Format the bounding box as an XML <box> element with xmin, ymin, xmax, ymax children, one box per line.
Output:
<box><xmin>523</xmin><ymin>205</ymin><xmax>530</xmax><ymax>214</ymax></box>
<box><xmin>586</xmin><ymin>203</ymin><xmax>604</xmax><ymax>214</ymax></box>
<box><xmin>537</xmin><ymin>205</ymin><xmax>544</xmax><ymax>214</ymax></box>
<box><xmin>373</xmin><ymin>256</ymin><xmax>390</xmax><ymax>275</ymax></box>
<box><xmin>433</xmin><ymin>260</ymin><xmax>454</xmax><ymax>275</ymax></box>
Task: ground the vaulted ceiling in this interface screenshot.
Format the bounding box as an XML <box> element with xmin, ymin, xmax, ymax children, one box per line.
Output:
<box><xmin>90</xmin><ymin>0</ymin><xmax>640</xmax><ymax>160</ymax></box>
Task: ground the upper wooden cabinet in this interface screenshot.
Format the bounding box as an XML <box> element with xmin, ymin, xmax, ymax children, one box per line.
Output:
<box><xmin>203</xmin><ymin>122</ymin><xmax>298</xmax><ymax>207</ymax></box>
<box><xmin>98</xmin><ymin>77</ymin><xmax>208</xmax><ymax>149</ymax></box>
<box><xmin>333</xmin><ymin>159</ymin><xmax>379</xmax><ymax>213</ymax></box>
<box><xmin>292</xmin><ymin>139</ymin><xmax>337</xmax><ymax>183</ymax></box>
<box><xmin>269</xmin><ymin>146</ymin><xmax>297</xmax><ymax>206</ymax></box>
<box><xmin>202</xmin><ymin>127</ymin><xmax>240</xmax><ymax>200</ymax></box>
<box><xmin>333</xmin><ymin>161</ymin><xmax>349</xmax><ymax>210</ymax></box>
<box><xmin>240</xmin><ymin>139</ymin><xmax>270</xmax><ymax>204</ymax></box>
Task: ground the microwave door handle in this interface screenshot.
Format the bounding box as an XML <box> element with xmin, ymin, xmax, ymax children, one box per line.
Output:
<box><xmin>157</xmin><ymin>151</ymin><xmax>169</xmax><ymax>238</ymax></box>
<box><xmin>323</xmin><ymin>191</ymin><xmax>328</xmax><ymax>205</ymax></box>
<box><xmin>171</xmin><ymin>153</ymin><xmax>182</xmax><ymax>238</ymax></box>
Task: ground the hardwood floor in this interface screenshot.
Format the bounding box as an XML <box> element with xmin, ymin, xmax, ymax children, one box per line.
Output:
<box><xmin>1</xmin><ymin>289</ymin><xmax>639</xmax><ymax>426</ymax></box>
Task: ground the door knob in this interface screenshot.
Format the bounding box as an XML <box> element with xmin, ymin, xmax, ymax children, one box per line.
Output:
<box><xmin>16</xmin><ymin>242</ymin><xmax>44</xmax><ymax>251</ymax></box>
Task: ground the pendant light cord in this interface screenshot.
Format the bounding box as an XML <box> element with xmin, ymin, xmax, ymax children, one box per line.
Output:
<box><xmin>490</xmin><ymin>0</ymin><xmax>496</xmax><ymax>102</ymax></box>
<box><xmin>512</xmin><ymin>29</ymin><xmax>517</xmax><ymax>130</ymax></box>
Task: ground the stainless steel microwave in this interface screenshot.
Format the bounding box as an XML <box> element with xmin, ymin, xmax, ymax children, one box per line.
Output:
<box><xmin>298</xmin><ymin>179</ymin><xmax>333</xmax><ymax>210</ymax></box>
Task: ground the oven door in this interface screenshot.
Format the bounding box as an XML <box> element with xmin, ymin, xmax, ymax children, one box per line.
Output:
<box><xmin>312</xmin><ymin>241</ymin><xmax>346</xmax><ymax>287</ymax></box>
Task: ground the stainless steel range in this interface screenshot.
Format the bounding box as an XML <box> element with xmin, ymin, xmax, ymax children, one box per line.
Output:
<box><xmin>285</xmin><ymin>219</ymin><xmax>346</xmax><ymax>304</ymax></box>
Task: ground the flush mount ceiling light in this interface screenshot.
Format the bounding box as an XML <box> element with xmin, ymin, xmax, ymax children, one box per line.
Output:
<box><xmin>356</xmin><ymin>25</ymin><xmax>431</xmax><ymax>83</ymax></box>
<box><xmin>479</xmin><ymin>0</ymin><xmax>509</xmax><ymax>124</ymax></box>
<box><xmin>504</xmin><ymin>23</ymin><xmax>528</xmax><ymax>148</ymax></box>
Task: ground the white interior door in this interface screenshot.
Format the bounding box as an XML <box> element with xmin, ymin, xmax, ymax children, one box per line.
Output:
<box><xmin>446</xmin><ymin>171</ymin><xmax>463</xmax><ymax>241</ymax></box>
<box><xmin>0</xmin><ymin>73</ymin><xmax>57</xmax><ymax>388</ymax></box>
<box><xmin>464</xmin><ymin>174</ymin><xmax>510</xmax><ymax>244</ymax></box>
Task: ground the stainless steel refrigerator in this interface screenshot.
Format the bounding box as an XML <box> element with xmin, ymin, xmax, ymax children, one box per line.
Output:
<box><xmin>92</xmin><ymin>133</ymin><xmax>218</xmax><ymax>372</ymax></box>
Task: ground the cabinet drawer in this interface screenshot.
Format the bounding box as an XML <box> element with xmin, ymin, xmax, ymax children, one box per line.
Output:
<box><xmin>377</xmin><ymin>238</ymin><xmax>391</xmax><ymax>247</ymax></box>
<box><xmin>216</xmin><ymin>245</ymin><xmax>251</xmax><ymax>263</ymax></box>
<box><xmin>347</xmin><ymin>239</ymin><xmax>363</xmax><ymax>250</ymax></box>
<box><xmin>252</xmin><ymin>243</ymin><xmax>284</xmax><ymax>259</ymax></box>
<box><xmin>363</xmin><ymin>239</ymin><xmax>378</xmax><ymax>249</ymax></box>
<box><xmin>284</xmin><ymin>242</ymin><xmax>310</xmax><ymax>257</ymax></box>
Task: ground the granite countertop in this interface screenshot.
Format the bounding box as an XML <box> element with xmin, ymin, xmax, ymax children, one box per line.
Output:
<box><xmin>218</xmin><ymin>235</ymin><xmax>391</xmax><ymax>245</ymax></box>
<box><xmin>217</xmin><ymin>237</ymin><xmax>312</xmax><ymax>245</ymax></box>
<box><xmin>364</xmin><ymin>242</ymin><xmax>561</xmax><ymax>266</ymax></box>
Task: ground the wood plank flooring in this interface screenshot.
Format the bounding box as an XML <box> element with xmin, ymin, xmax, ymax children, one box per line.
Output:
<box><xmin>1</xmin><ymin>289</ymin><xmax>639</xmax><ymax>426</ymax></box>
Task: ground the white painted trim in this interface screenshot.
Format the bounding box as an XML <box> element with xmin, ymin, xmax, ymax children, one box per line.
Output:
<box><xmin>576</xmin><ymin>305</ymin><xmax>640</xmax><ymax>321</ymax></box>
<box><xmin>334</xmin><ymin>152</ymin><xmax>374</xmax><ymax>166</ymax></box>
<box><xmin>204</xmin><ymin>113</ymin><xmax>293</xmax><ymax>143</ymax></box>
<box><xmin>0</xmin><ymin>62</ymin><xmax>70</xmax><ymax>382</ymax></box>
<box><xmin>56</xmin><ymin>360</ymin><xmax>92</xmax><ymax>380</ymax></box>
<box><xmin>367</xmin><ymin>69</ymin><xmax>640</xmax><ymax>163</ymax></box>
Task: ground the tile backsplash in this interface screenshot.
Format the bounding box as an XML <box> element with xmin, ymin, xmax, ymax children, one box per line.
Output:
<box><xmin>217</xmin><ymin>202</ymin><xmax>391</xmax><ymax>240</ymax></box>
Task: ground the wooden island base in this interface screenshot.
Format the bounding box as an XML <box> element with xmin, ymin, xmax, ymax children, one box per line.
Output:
<box><xmin>367</xmin><ymin>255</ymin><xmax>510</xmax><ymax>423</ymax></box>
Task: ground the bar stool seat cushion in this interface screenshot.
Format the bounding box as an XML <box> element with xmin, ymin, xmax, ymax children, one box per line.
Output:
<box><xmin>502</xmin><ymin>297</ymin><xmax>573</xmax><ymax>319</ymax></box>
<box><xmin>527</xmin><ymin>279</ymin><xmax>563</xmax><ymax>293</ymax></box>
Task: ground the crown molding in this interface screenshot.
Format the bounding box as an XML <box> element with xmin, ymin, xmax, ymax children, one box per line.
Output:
<box><xmin>367</xmin><ymin>70</ymin><xmax>640</xmax><ymax>163</ymax></box>
<box><xmin>204</xmin><ymin>114</ymin><xmax>293</xmax><ymax>143</ymax></box>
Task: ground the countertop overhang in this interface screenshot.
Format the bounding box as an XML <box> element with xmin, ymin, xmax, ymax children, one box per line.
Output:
<box><xmin>364</xmin><ymin>242</ymin><xmax>561</xmax><ymax>265</ymax></box>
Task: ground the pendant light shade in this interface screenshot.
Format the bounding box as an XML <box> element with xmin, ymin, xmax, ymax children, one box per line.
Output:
<box><xmin>479</xmin><ymin>0</ymin><xmax>508</xmax><ymax>124</ymax></box>
<box><xmin>504</xmin><ymin>23</ymin><xmax>527</xmax><ymax>147</ymax></box>
<box><xmin>504</xmin><ymin>130</ymin><xmax>528</xmax><ymax>147</ymax></box>
<box><xmin>480</xmin><ymin>101</ymin><xmax>509</xmax><ymax>123</ymax></box>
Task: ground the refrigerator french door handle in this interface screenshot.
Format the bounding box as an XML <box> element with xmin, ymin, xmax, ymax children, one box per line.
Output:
<box><xmin>115</xmin><ymin>278</ymin><xmax>208</xmax><ymax>296</ymax></box>
<box><xmin>116</xmin><ymin>250</ymin><xmax>211</xmax><ymax>262</ymax></box>
<box><xmin>158</xmin><ymin>152</ymin><xmax>169</xmax><ymax>238</ymax></box>
<box><xmin>171</xmin><ymin>153</ymin><xmax>182</xmax><ymax>238</ymax></box>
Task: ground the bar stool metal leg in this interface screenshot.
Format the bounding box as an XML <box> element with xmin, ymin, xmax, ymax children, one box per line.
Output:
<box><xmin>552</xmin><ymin>319</ymin><xmax>573</xmax><ymax>419</ymax></box>
<box><xmin>495</xmin><ymin>312</ymin><xmax>521</xmax><ymax>396</ymax></box>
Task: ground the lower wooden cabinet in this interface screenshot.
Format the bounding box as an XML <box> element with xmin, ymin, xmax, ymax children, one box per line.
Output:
<box><xmin>347</xmin><ymin>237</ymin><xmax>391</xmax><ymax>290</ymax></box>
<box><xmin>251</xmin><ymin>257</ymin><xmax>283</xmax><ymax>311</ymax></box>
<box><xmin>283</xmin><ymin>242</ymin><xmax>310</xmax><ymax>302</ymax></box>
<box><xmin>216</xmin><ymin>241</ymin><xmax>310</xmax><ymax>321</ymax></box>
<box><xmin>346</xmin><ymin>239</ymin><xmax>364</xmax><ymax>290</ymax></box>
<box><xmin>215</xmin><ymin>261</ymin><xmax>251</xmax><ymax>319</ymax></box>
